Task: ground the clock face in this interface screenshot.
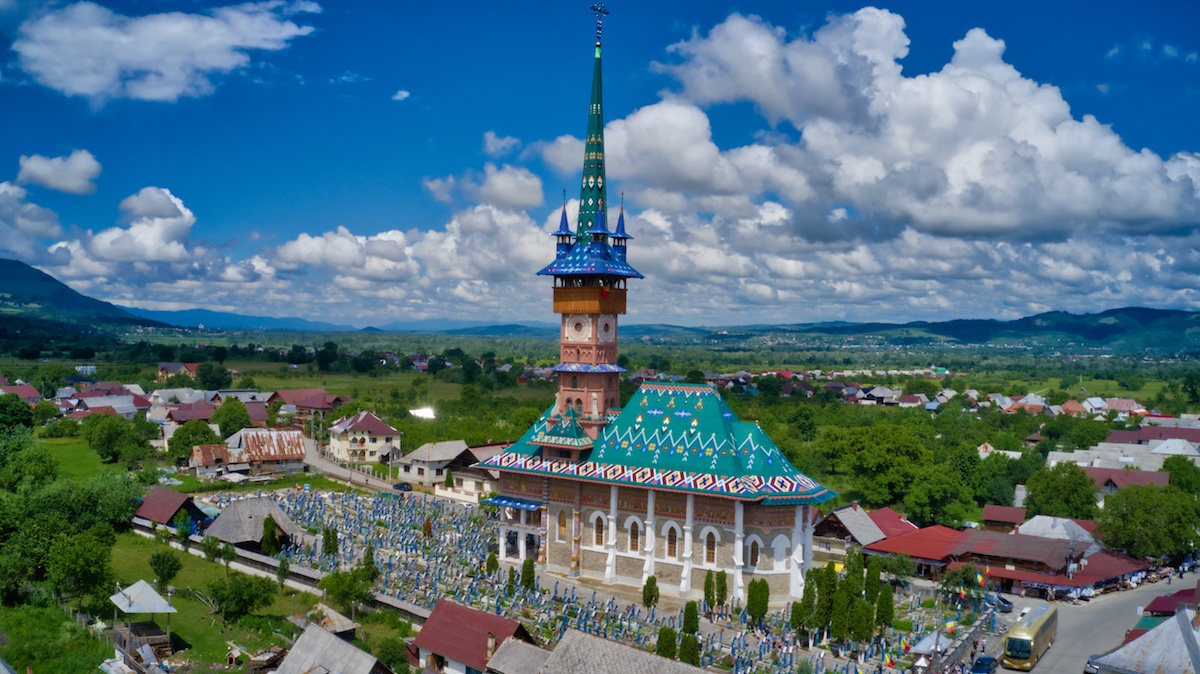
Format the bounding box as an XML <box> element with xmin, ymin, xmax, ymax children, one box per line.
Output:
<box><xmin>565</xmin><ymin>314</ymin><xmax>592</xmax><ymax>341</ymax></box>
<box><xmin>597</xmin><ymin>315</ymin><xmax>616</xmax><ymax>342</ymax></box>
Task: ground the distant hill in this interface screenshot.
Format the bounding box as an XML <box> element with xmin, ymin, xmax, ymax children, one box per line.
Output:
<box><xmin>118</xmin><ymin>306</ymin><xmax>355</xmax><ymax>332</ymax></box>
<box><xmin>0</xmin><ymin>258</ymin><xmax>159</xmax><ymax>328</ymax></box>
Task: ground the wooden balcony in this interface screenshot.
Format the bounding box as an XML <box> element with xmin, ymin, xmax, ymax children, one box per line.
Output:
<box><xmin>552</xmin><ymin>286</ymin><xmax>626</xmax><ymax>314</ymax></box>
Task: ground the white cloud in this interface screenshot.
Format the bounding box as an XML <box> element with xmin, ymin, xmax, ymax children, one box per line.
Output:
<box><xmin>422</xmin><ymin>176</ymin><xmax>456</xmax><ymax>203</ymax></box>
<box><xmin>0</xmin><ymin>182</ymin><xmax>62</xmax><ymax>258</ymax></box>
<box><xmin>17</xmin><ymin>149</ymin><xmax>101</xmax><ymax>194</ymax></box>
<box><xmin>391</xmin><ymin>89</ymin><xmax>410</xmax><ymax>101</ymax></box>
<box><xmin>13</xmin><ymin>1</ymin><xmax>318</xmax><ymax>103</ymax></box>
<box><xmin>79</xmin><ymin>187</ymin><xmax>198</xmax><ymax>262</ymax></box>
<box><xmin>483</xmin><ymin>131</ymin><xmax>520</xmax><ymax>157</ymax></box>
<box><xmin>475</xmin><ymin>164</ymin><xmax>543</xmax><ymax>210</ymax></box>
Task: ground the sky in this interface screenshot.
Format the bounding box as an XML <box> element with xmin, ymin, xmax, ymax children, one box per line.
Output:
<box><xmin>1</xmin><ymin>1</ymin><xmax>1198</xmax><ymax>329</ymax></box>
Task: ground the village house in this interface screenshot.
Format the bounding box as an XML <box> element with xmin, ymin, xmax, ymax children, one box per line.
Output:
<box><xmin>411</xmin><ymin>599</ymin><xmax>536</xmax><ymax>674</ymax></box>
<box><xmin>811</xmin><ymin>502</ymin><xmax>916</xmax><ymax>566</ymax></box>
<box><xmin>275</xmin><ymin>623</ymin><xmax>393</xmax><ymax>674</ymax></box>
<box><xmin>327</xmin><ymin>411</ymin><xmax>400</xmax><ymax>463</ymax></box>
<box><xmin>188</xmin><ymin>428</ymin><xmax>307</xmax><ymax>478</ymax></box>
<box><xmin>268</xmin><ymin>388</ymin><xmax>350</xmax><ymax>427</ymax></box>
<box><xmin>397</xmin><ymin>440</ymin><xmax>467</xmax><ymax>487</ymax></box>
<box><xmin>157</xmin><ymin>362</ymin><xmax>200</xmax><ymax>381</ymax></box>
<box><xmin>432</xmin><ymin>443</ymin><xmax>506</xmax><ymax>504</ymax></box>
<box><xmin>205</xmin><ymin>497</ymin><xmax>303</xmax><ymax>553</ymax></box>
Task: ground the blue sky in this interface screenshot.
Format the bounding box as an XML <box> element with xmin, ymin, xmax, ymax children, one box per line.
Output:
<box><xmin>1</xmin><ymin>1</ymin><xmax>1198</xmax><ymax>328</ymax></box>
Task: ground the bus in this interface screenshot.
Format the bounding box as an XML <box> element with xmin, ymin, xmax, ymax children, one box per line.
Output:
<box><xmin>1002</xmin><ymin>603</ymin><xmax>1057</xmax><ymax>670</ymax></box>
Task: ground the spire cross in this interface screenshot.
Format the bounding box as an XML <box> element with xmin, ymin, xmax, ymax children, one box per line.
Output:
<box><xmin>590</xmin><ymin>3</ymin><xmax>609</xmax><ymax>43</ymax></box>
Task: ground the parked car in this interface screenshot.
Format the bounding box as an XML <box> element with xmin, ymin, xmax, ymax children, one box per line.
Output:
<box><xmin>1084</xmin><ymin>655</ymin><xmax>1100</xmax><ymax>674</ymax></box>
<box><xmin>984</xmin><ymin>591</ymin><xmax>1014</xmax><ymax>613</ymax></box>
<box><xmin>971</xmin><ymin>656</ymin><xmax>998</xmax><ymax>674</ymax></box>
<box><xmin>393</xmin><ymin>482</ymin><xmax>413</xmax><ymax>492</ymax></box>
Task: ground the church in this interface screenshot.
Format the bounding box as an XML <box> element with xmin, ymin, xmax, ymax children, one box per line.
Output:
<box><xmin>478</xmin><ymin>8</ymin><xmax>835</xmax><ymax>604</ymax></box>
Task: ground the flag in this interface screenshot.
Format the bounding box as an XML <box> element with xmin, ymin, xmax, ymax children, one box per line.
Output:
<box><xmin>902</xmin><ymin>638</ymin><xmax>911</xmax><ymax>653</ymax></box>
<box><xmin>600</xmin><ymin>283</ymin><xmax>610</xmax><ymax>298</ymax></box>
<box><xmin>886</xmin><ymin>655</ymin><xmax>896</xmax><ymax>667</ymax></box>
<box><xmin>985</xmin><ymin>561</ymin><xmax>991</xmax><ymax>576</ymax></box>
<box><xmin>977</xmin><ymin>572</ymin><xmax>986</xmax><ymax>587</ymax></box>
<box><xmin>945</xmin><ymin>619</ymin><xmax>957</xmax><ymax>633</ymax></box>
<box><xmin>959</xmin><ymin>588</ymin><xmax>966</xmax><ymax>600</ymax></box>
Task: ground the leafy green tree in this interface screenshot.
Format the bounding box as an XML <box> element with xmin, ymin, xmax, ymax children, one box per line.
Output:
<box><xmin>747</xmin><ymin>578</ymin><xmax>770</xmax><ymax>627</ymax></box>
<box><xmin>904</xmin><ymin>465</ymin><xmax>973</xmax><ymax>526</ymax></box>
<box><xmin>195</xmin><ymin>362</ymin><xmax>232</xmax><ymax>390</ymax></box>
<box><xmin>167</xmin><ymin>419</ymin><xmax>220</xmax><ymax>466</ymax></box>
<box><xmin>261</xmin><ymin>515</ymin><xmax>279</xmax><ymax>556</ymax></box>
<box><xmin>520</xmin><ymin>558</ymin><xmax>536</xmax><ymax>590</ymax></box>
<box><xmin>875</xmin><ymin>583</ymin><xmax>894</xmax><ymax>632</ymax></box>
<box><xmin>655</xmin><ymin>626</ymin><xmax>677</xmax><ymax>659</ymax></box>
<box><xmin>715</xmin><ymin>570</ymin><xmax>727</xmax><ymax>609</ymax></box>
<box><xmin>173</xmin><ymin>512</ymin><xmax>192</xmax><ymax>550</ymax></box>
<box><xmin>322</xmin><ymin>524</ymin><xmax>338</xmax><ymax>557</ymax></box>
<box><xmin>1025</xmin><ymin>463</ymin><xmax>1098</xmax><ymax>519</ymax></box>
<box><xmin>864</xmin><ymin>555</ymin><xmax>882</xmax><ymax>604</ymax></box>
<box><xmin>813</xmin><ymin>563</ymin><xmax>837</xmax><ymax>634</ymax></box>
<box><xmin>682</xmin><ymin>600</ymin><xmax>699</xmax><ymax>635</ymax></box>
<box><xmin>851</xmin><ymin>597</ymin><xmax>875</xmax><ymax>647</ymax></box>
<box><xmin>792</xmin><ymin>572</ymin><xmax>816</xmax><ymax>638</ymax></box>
<box><xmin>704</xmin><ymin>569</ymin><xmax>716</xmax><ymax>615</ymax></box>
<box><xmin>444</xmin><ymin>468</ymin><xmax>454</xmax><ymax>488</ymax></box>
<box><xmin>31</xmin><ymin>400</ymin><xmax>58</xmax><ymax>426</ymax></box>
<box><xmin>1184</xmin><ymin>372</ymin><xmax>1200</xmax><ymax>404</ymax></box>
<box><xmin>374</xmin><ymin>637</ymin><xmax>410</xmax><ymax>672</ymax></box>
<box><xmin>642</xmin><ymin>575</ymin><xmax>659</xmax><ymax>608</ymax></box>
<box><xmin>818</xmin><ymin>425</ymin><xmax>932</xmax><ymax>506</ymax></box>
<box><xmin>0</xmin><ymin>393</ymin><xmax>33</xmax><ymax>430</ymax></box>
<box><xmin>220</xmin><ymin>543</ymin><xmax>237</xmax><ymax>571</ymax></box>
<box><xmin>939</xmin><ymin>564</ymin><xmax>984</xmax><ymax>605</ymax></box>
<box><xmin>506</xmin><ymin>567</ymin><xmax>517</xmax><ymax>594</ymax></box>
<box><xmin>48</xmin><ymin>525</ymin><xmax>115</xmax><ymax>607</ymax></box>
<box><xmin>1163</xmin><ymin>455</ymin><xmax>1200</xmax><ymax>496</ymax></box>
<box><xmin>0</xmin><ymin>431</ymin><xmax>58</xmax><ymax>494</ymax></box>
<box><xmin>319</xmin><ymin>568</ymin><xmax>373</xmax><ymax>619</ymax></box>
<box><xmin>830</xmin><ymin>587</ymin><xmax>850</xmax><ymax>643</ymax></box>
<box><xmin>789</xmin><ymin>405</ymin><xmax>819</xmax><ymax>441</ymax></box>
<box><xmin>1099</xmin><ymin>484</ymin><xmax>1200</xmax><ymax>559</ymax></box>
<box><xmin>235</xmin><ymin>375</ymin><xmax>257</xmax><ymax>390</ymax></box>
<box><xmin>200</xmin><ymin>534</ymin><xmax>221</xmax><ymax>562</ymax></box>
<box><xmin>211</xmin><ymin>398</ymin><xmax>251</xmax><ymax>438</ymax></box>
<box><xmin>208</xmin><ymin>572</ymin><xmax>277</xmax><ymax>622</ymax></box>
<box><xmin>148</xmin><ymin>550</ymin><xmax>182</xmax><ymax>589</ymax></box>
<box><xmin>679</xmin><ymin>633</ymin><xmax>700</xmax><ymax>665</ymax></box>
<box><xmin>485</xmin><ymin>552</ymin><xmax>499</xmax><ymax>575</ymax></box>
<box><xmin>276</xmin><ymin>557</ymin><xmax>291</xmax><ymax>590</ymax></box>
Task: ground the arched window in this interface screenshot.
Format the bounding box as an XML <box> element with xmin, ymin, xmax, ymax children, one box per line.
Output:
<box><xmin>575</xmin><ymin>400</ymin><xmax>583</xmax><ymax>414</ymax></box>
<box><xmin>557</xmin><ymin>511</ymin><xmax>567</xmax><ymax>541</ymax></box>
<box><xmin>629</xmin><ymin>521</ymin><xmax>641</xmax><ymax>553</ymax></box>
<box><xmin>706</xmin><ymin>532</ymin><xmax>717</xmax><ymax>565</ymax></box>
<box><xmin>748</xmin><ymin>540</ymin><xmax>760</xmax><ymax>569</ymax></box>
<box><xmin>572</xmin><ymin>376</ymin><xmax>578</xmax><ymax>388</ymax></box>
<box><xmin>594</xmin><ymin>517</ymin><xmax>605</xmax><ymax>546</ymax></box>
<box><xmin>667</xmin><ymin>527</ymin><xmax>678</xmax><ymax>558</ymax></box>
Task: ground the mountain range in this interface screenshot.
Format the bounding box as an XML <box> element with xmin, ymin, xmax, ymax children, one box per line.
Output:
<box><xmin>2</xmin><ymin>257</ymin><xmax>1198</xmax><ymax>353</ymax></box>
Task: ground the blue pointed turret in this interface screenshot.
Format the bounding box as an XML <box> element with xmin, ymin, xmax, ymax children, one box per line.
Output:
<box><xmin>611</xmin><ymin>203</ymin><xmax>630</xmax><ymax>263</ymax></box>
<box><xmin>553</xmin><ymin>201</ymin><xmax>574</xmax><ymax>258</ymax></box>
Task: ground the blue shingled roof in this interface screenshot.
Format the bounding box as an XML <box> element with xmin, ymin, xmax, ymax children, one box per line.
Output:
<box><xmin>537</xmin><ymin>237</ymin><xmax>643</xmax><ymax>278</ymax></box>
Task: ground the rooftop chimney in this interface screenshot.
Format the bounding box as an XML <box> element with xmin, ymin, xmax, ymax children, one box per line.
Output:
<box><xmin>851</xmin><ymin>500</ymin><xmax>859</xmax><ymax>511</ymax></box>
<box><xmin>486</xmin><ymin>632</ymin><xmax>496</xmax><ymax>661</ymax></box>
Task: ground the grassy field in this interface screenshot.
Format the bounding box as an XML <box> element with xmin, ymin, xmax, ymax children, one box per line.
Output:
<box><xmin>109</xmin><ymin>532</ymin><xmax>315</xmax><ymax>666</ymax></box>
<box><xmin>41</xmin><ymin>436</ymin><xmax>122</xmax><ymax>480</ymax></box>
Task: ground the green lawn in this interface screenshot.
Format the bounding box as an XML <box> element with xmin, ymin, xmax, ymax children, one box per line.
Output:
<box><xmin>109</xmin><ymin>532</ymin><xmax>315</xmax><ymax>666</ymax></box>
<box><xmin>41</xmin><ymin>436</ymin><xmax>122</xmax><ymax>480</ymax></box>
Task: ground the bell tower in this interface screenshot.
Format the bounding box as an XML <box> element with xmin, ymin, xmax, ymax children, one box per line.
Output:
<box><xmin>536</xmin><ymin>3</ymin><xmax>641</xmax><ymax>440</ymax></box>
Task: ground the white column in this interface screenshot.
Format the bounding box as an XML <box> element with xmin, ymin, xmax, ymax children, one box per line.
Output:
<box><xmin>733</xmin><ymin>501</ymin><xmax>745</xmax><ymax>603</ymax></box>
<box><xmin>499</xmin><ymin>527</ymin><xmax>508</xmax><ymax>559</ymax></box>
<box><xmin>606</xmin><ymin>485</ymin><xmax>618</xmax><ymax>581</ymax></box>
<box><xmin>518</xmin><ymin>531</ymin><xmax>527</xmax><ymax>560</ymax></box>
<box><xmin>643</xmin><ymin>489</ymin><xmax>656</xmax><ymax>581</ymax></box>
<box><xmin>680</xmin><ymin>494</ymin><xmax>695</xmax><ymax>595</ymax></box>
<box><xmin>790</xmin><ymin>504</ymin><xmax>805</xmax><ymax>598</ymax></box>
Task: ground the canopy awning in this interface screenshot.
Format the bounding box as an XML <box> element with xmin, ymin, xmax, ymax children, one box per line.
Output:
<box><xmin>111</xmin><ymin>580</ymin><xmax>176</xmax><ymax>614</ymax></box>
<box><xmin>482</xmin><ymin>495</ymin><xmax>542</xmax><ymax>511</ymax></box>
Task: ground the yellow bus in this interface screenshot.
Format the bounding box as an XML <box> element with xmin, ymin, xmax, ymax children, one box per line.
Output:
<box><xmin>1002</xmin><ymin>603</ymin><xmax>1057</xmax><ymax>670</ymax></box>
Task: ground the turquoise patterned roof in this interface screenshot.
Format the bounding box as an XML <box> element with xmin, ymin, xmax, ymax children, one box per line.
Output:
<box><xmin>479</xmin><ymin>382</ymin><xmax>835</xmax><ymax>503</ymax></box>
<box><xmin>528</xmin><ymin>406</ymin><xmax>593</xmax><ymax>450</ymax></box>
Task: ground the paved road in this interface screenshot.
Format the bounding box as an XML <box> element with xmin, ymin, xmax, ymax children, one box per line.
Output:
<box><xmin>998</xmin><ymin>579</ymin><xmax>1171</xmax><ymax>672</ymax></box>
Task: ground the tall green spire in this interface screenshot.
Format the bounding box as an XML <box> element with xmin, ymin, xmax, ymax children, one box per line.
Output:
<box><xmin>577</xmin><ymin>4</ymin><xmax>610</xmax><ymax>239</ymax></box>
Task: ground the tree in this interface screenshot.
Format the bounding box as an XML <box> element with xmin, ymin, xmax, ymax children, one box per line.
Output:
<box><xmin>715</xmin><ymin>570</ymin><xmax>728</xmax><ymax>609</ymax></box>
<box><xmin>167</xmin><ymin>419</ymin><xmax>220</xmax><ymax>466</ymax></box>
<box><xmin>208</xmin><ymin>572</ymin><xmax>277</xmax><ymax>622</ymax></box>
<box><xmin>679</xmin><ymin>633</ymin><xmax>700</xmax><ymax>666</ymax></box>
<box><xmin>220</xmin><ymin>543</ymin><xmax>237</xmax><ymax>571</ymax></box>
<box><xmin>319</xmin><ymin>568</ymin><xmax>373</xmax><ymax>619</ymax></box>
<box><xmin>789</xmin><ymin>405</ymin><xmax>819</xmax><ymax>441</ymax></box>
<box><xmin>195</xmin><ymin>362</ymin><xmax>232</xmax><ymax>390</ymax></box>
<box><xmin>851</xmin><ymin>598</ymin><xmax>875</xmax><ymax>647</ymax></box>
<box><xmin>704</xmin><ymin>570</ymin><xmax>716</xmax><ymax>616</ymax></box>
<box><xmin>316</xmin><ymin>341</ymin><xmax>339</xmax><ymax>372</ymax></box>
<box><xmin>863</xmin><ymin>555</ymin><xmax>883</xmax><ymax>604</ymax></box>
<box><xmin>31</xmin><ymin>400</ymin><xmax>57</xmax><ymax>426</ymax></box>
<box><xmin>506</xmin><ymin>567</ymin><xmax>517</xmax><ymax>594</ymax></box>
<box><xmin>0</xmin><ymin>393</ymin><xmax>33</xmax><ymax>430</ymax></box>
<box><xmin>1182</xmin><ymin>372</ymin><xmax>1200</xmax><ymax>404</ymax></box>
<box><xmin>276</xmin><ymin>557</ymin><xmax>291</xmax><ymax>590</ymax></box>
<box><xmin>819</xmin><ymin>425</ymin><xmax>932</xmax><ymax>506</ymax></box>
<box><xmin>47</xmin><ymin>525</ymin><xmax>115</xmax><ymax>607</ymax></box>
<box><xmin>261</xmin><ymin>515</ymin><xmax>279</xmax><ymax>556</ymax></box>
<box><xmin>642</xmin><ymin>575</ymin><xmax>660</xmax><ymax>608</ymax></box>
<box><xmin>682</xmin><ymin>600</ymin><xmax>699</xmax><ymax>635</ymax></box>
<box><xmin>1024</xmin><ymin>463</ymin><xmax>1098</xmax><ymax>519</ymax></box>
<box><xmin>904</xmin><ymin>465</ymin><xmax>973</xmax><ymax>526</ymax></box>
<box><xmin>211</xmin><ymin>398</ymin><xmax>251</xmax><ymax>438</ymax></box>
<box><xmin>444</xmin><ymin>468</ymin><xmax>454</xmax><ymax>488</ymax></box>
<box><xmin>200</xmin><ymin>534</ymin><xmax>221</xmax><ymax>562</ymax></box>
<box><xmin>1163</xmin><ymin>455</ymin><xmax>1200</xmax><ymax>496</ymax></box>
<box><xmin>655</xmin><ymin>626</ymin><xmax>677</xmax><ymax>659</ymax></box>
<box><xmin>1099</xmin><ymin>484</ymin><xmax>1200</xmax><ymax>559</ymax></box>
<box><xmin>747</xmin><ymin>578</ymin><xmax>770</xmax><ymax>628</ymax></box>
<box><xmin>792</xmin><ymin>573</ymin><xmax>815</xmax><ymax>638</ymax></box>
<box><xmin>939</xmin><ymin>564</ymin><xmax>985</xmax><ymax>606</ymax></box>
<box><xmin>875</xmin><ymin>583</ymin><xmax>894</xmax><ymax>633</ymax></box>
<box><xmin>485</xmin><ymin>552</ymin><xmax>499</xmax><ymax>575</ymax></box>
<box><xmin>520</xmin><ymin>558</ymin><xmax>536</xmax><ymax>590</ymax></box>
<box><xmin>813</xmin><ymin>563</ymin><xmax>837</xmax><ymax>636</ymax></box>
<box><xmin>830</xmin><ymin>587</ymin><xmax>850</xmax><ymax>643</ymax></box>
<box><xmin>148</xmin><ymin>551</ymin><xmax>182</xmax><ymax>589</ymax></box>
<box><xmin>375</xmin><ymin>637</ymin><xmax>410</xmax><ymax>673</ymax></box>
<box><xmin>173</xmin><ymin>512</ymin><xmax>192</xmax><ymax>550</ymax></box>
<box><xmin>323</xmin><ymin>524</ymin><xmax>338</xmax><ymax>557</ymax></box>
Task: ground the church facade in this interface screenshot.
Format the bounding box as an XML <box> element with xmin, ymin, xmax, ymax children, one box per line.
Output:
<box><xmin>478</xmin><ymin>11</ymin><xmax>835</xmax><ymax>603</ymax></box>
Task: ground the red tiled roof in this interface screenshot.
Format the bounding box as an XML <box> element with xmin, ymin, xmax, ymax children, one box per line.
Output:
<box><xmin>864</xmin><ymin>525</ymin><xmax>965</xmax><ymax>562</ymax></box>
<box><xmin>135</xmin><ymin>485</ymin><xmax>195</xmax><ymax>525</ymax></box>
<box><xmin>948</xmin><ymin>551</ymin><xmax>1145</xmax><ymax>588</ymax></box>
<box><xmin>961</xmin><ymin>531</ymin><xmax>1071</xmax><ymax>569</ymax></box>
<box><xmin>981</xmin><ymin>505</ymin><xmax>1027</xmax><ymax>525</ymax></box>
<box><xmin>1082</xmin><ymin>467</ymin><xmax>1169</xmax><ymax>489</ymax></box>
<box><xmin>412</xmin><ymin>600</ymin><xmax>533</xmax><ymax>672</ymax></box>
<box><xmin>330</xmin><ymin>411</ymin><xmax>399</xmax><ymax>436</ymax></box>
<box><xmin>1071</xmin><ymin>519</ymin><xmax>1100</xmax><ymax>534</ymax></box>
<box><xmin>1</xmin><ymin>384</ymin><xmax>41</xmax><ymax>401</ymax></box>
<box><xmin>1107</xmin><ymin>427</ymin><xmax>1200</xmax><ymax>445</ymax></box>
<box><xmin>1144</xmin><ymin>588</ymin><xmax>1195</xmax><ymax>615</ymax></box>
<box><xmin>867</xmin><ymin>507</ymin><xmax>918</xmax><ymax>538</ymax></box>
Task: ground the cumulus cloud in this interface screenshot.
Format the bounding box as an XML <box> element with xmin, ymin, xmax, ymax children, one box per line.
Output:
<box><xmin>17</xmin><ymin>149</ymin><xmax>101</xmax><ymax>194</ymax></box>
<box><xmin>13</xmin><ymin>1</ymin><xmax>319</xmax><ymax>103</ymax></box>
<box><xmin>483</xmin><ymin>131</ymin><xmax>520</xmax><ymax>157</ymax></box>
<box><xmin>475</xmin><ymin>164</ymin><xmax>543</xmax><ymax>210</ymax></box>
<box><xmin>391</xmin><ymin>89</ymin><xmax>410</xmax><ymax>101</ymax></box>
<box><xmin>0</xmin><ymin>182</ymin><xmax>62</xmax><ymax>258</ymax></box>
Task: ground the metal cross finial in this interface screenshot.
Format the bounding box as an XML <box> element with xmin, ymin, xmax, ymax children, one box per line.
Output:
<box><xmin>591</xmin><ymin>3</ymin><xmax>609</xmax><ymax>43</ymax></box>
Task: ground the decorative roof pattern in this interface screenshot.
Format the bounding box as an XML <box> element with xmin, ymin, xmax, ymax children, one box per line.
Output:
<box><xmin>536</xmin><ymin>236</ymin><xmax>642</xmax><ymax>278</ymax></box>
<box><xmin>480</xmin><ymin>382</ymin><xmax>834</xmax><ymax>503</ymax></box>
<box><xmin>550</xmin><ymin>362</ymin><xmax>626</xmax><ymax>373</ymax></box>
<box><xmin>528</xmin><ymin>408</ymin><xmax>593</xmax><ymax>450</ymax></box>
